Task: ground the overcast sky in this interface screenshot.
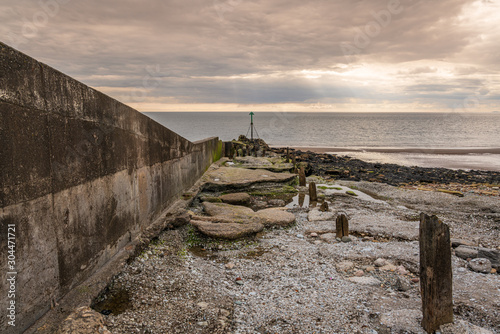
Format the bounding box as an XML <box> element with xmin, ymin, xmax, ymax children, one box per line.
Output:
<box><xmin>1</xmin><ymin>0</ymin><xmax>499</xmax><ymax>112</ymax></box>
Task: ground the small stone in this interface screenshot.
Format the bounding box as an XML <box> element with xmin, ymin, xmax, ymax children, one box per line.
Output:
<box><xmin>310</xmin><ymin>233</ymin><xmax>318</xmax><ymax>237</ymax></box>
<box><xmin>396</xmin><ymin>265</ymin><xmax>409</xmax><ymax>275</ymax></box>
<box><xmin>355</xmin><ymin>270</ymin><xmax>364</xmax><ymax>277</ymax></box>
<box><xmin>197</xmin><ymin>321</ymin><xmax>209</xmax><ymax>327</ymax></box>
<box><xmin>468</xmin><ymin>258</ymin><xmax>492</xmax><ymax>273</ymax></box>
<box><xmin>314</xmin><ymin>240</ymin><xmax>322</xmax><ymax>245</ymax></box>
<box><xmin>411</xmin><ymin>277</ymin><xmax>420</xmax><ymax>283</ymax></box>
<box><xmin>225</xmin><ymin>262</ymin><xmax>235</xmax><ymax>269</ymax></box>
<box><xmin>366</xmin><ymin>266</ymin><xmax>375</xmax><ymax>272</ymax></box>
<box><xmin>336</xmin><ymin>261</ymin><xmax>355</xmax><ymax>272</ymax></box>
<box><xmin>341</xmin><ymin>236</ymin><xmax>352</xmax><ymax>243</ymax></box>
<box><xmin>395</xmin><ymin>277</ymin><xmax>411</xmax><ymax>291</ymax></box>
<box><xmin>374</xmin><ymin>258</ymin><xmax>387</xmax><ymax>267</ymax></box>
<box><xmin>236</xmin><ymin>280</ymin><xmax>244</xmax><ymax>285</ymax></box>
<box><xmin>197</xmin><ymin>302</ymin><xmax>209</xmax><ymax>309</ymax></box>
<box><xmin>296</xmin><ymin>234</ymin><xmax>304</xmax><ymax>239</ymax></box>
<box><xmin>380</xmin><ymin>264</ymin><xmax>397</xmax><ymax>272</ymax></box>
<box><xmin>491</xmin><ymin>268</ymin><xmax>497</xmax><ymax>274</ymax></box>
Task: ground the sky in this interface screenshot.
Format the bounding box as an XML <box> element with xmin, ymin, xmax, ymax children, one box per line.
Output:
<box><xmin>1</xmin><ymin>0</ymin><xmax>499</xmax><ymax>112</ymax></box>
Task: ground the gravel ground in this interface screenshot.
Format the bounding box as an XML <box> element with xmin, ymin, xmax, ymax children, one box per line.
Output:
<box><xmin>95</xmin><ymin>180</ymin><xmax>500</xmax><ymax>334</ymax></box>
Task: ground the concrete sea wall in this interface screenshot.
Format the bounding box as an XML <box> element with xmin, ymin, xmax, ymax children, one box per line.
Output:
<box><xmin>0</xmin><ymin>42</ymin><xmax>222</xmax><ymax>332</ymax></box>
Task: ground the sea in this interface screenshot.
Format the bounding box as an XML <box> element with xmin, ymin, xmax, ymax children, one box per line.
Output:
<box><xmin>144</xmin><ymin>112</ymin><xmax>500</xmax><ymax>172</ymax></box>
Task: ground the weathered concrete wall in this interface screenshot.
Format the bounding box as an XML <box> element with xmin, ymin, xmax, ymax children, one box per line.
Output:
<box><xmin>0</xmin><ymin>42</ymin><xmax>222</xmax><ymax>333</ymax></box>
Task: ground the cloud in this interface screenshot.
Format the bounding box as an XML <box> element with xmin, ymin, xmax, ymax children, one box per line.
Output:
<box><xmin>0</xmin><ymin>0</ymin><xmax>499</xmax><ymax>111</ymax></box>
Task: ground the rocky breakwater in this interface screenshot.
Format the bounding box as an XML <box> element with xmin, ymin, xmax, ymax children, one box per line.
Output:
<box><xmin>270</xmin><ymin>147</ymin><xmax>500</xmax><ymax>196</ymax></box>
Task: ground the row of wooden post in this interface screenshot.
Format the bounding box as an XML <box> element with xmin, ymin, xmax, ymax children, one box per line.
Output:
<box><xmin>300</xmin><ymin>168</ymin><xmax>453</xmax><ymax>333</ymax></box>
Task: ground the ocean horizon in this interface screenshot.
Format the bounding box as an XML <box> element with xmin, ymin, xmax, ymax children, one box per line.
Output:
<box><xmin>144</xmin><ymin>112</ymin><xmax>500</xmax><ymax>172</ymax></box>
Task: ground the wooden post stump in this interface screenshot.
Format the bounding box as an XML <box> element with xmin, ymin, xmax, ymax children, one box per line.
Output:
<box><xmin>299</xmin><ymin>167</ymin><xmax>306</xmax><ymax>186</ymax></box>
<box><xmin>336</xmin><ymin>214</ymin><xmax>349</xmax><ymax>238</ymax></box>
<box><xmin>319</xmin><ymin>201</ymin><xmax>329</xmax><ymax>212</ymax></box>
<box><xmin>286</xmin><ymin>147</ymin><xmax>290</xmax><ymax>162</ymax></box>
<box><xmin>419</xmin><ymin>213</ymin><xmax>453</xmax><ymax>333</ymax></box>
<box><xmin>309</xmin><ymin>182</ymin><xmax>317</xmax><ymax>202</ymax></box>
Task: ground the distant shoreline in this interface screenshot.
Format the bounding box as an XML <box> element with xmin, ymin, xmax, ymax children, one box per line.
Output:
<box><xmin>276</xmin><ymin>146</ymin><xmax>500</xmax><ymax>155</ymax></box>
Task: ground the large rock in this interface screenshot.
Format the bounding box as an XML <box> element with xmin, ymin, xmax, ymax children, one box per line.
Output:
<box><xmin>203</xmin><ymin>202</ymin><xmax>255</xmax><ymax>223</ymax></box>
<box><xmin>254</xmin><ymin>208</ymin><xmax>296</xmax><ymax>227</ymax></box>
<box><xmin>455</xmin><ymin>246</ymin><xmax>478</xmax><ymax>260</ymax></box>
<box><xmin>56</xmin><ymin>307</ymin><xmax>110</xmax><ymax>334</ymax></box>
<box><xmin>204</xmin><ymin>167</ymin><xmax>296</xmax><ymax>191</ymax></box>
<box><xmin>220</xmin><ymin>192</ymin><xmax>251</xmax><ymax>205</ymax></box>
<box><xmin>478</xmin><ymin>248</ymin><xmax>500</xmax><ymax>269</ymax></box>
<box><xmin>195</xmin><ymin>202</ymin><xmax>295</xmax><ymax>238</ymax></box>
<box><xmin>191</xmin><ymin>220</ymin><xmax>264</xmax><ymax>240</ymax></box>
<box><xmin>233</xmin><ymin>156</ymin><xmax>294</xmax><ymax>172</ymax></box>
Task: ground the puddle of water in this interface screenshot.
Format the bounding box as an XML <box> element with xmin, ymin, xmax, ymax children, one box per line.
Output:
<box><xmin>188</xmin><ymin>246</ymin><xmax>219</xmax><ymax>260</ymax></box>
<box><xmin>286</xmin><ymin>193</ymin><xmax>310</xmax><ymax>208</ymax></box>
<box><xmin>237</xmin><ymin>246</ymin><xmax>268</xmax><ymax>259</ymax></box>
<box><xmin>92</xmin><ymin>288</ymin><xmax>132</xmax><ymax>315</ymax></box>
<box><xmin>317</xmin><ymin>184</ymin><xmax>387</xmax><ymax>204</ymax></box>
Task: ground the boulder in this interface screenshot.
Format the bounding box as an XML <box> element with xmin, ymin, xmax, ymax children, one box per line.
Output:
<box><xmin>219</xmin><ymin>192</ymin><xmax>251</xmax><ymax>205</ymax></box>
<box><xmin>191</xmin><ymin>220</ymin><xmax>264</xmax><ymax>240</ymax></box>
<box><xmin>255</xmin><ymin>208</ymin><xmax>296</xmax><ymax>227</ymax></box>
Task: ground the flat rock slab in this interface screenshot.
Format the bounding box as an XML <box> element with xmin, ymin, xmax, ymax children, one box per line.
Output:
<box><xmin>191</xmin><ymin>220</ymin><xmax>264</xmax><ymax>240</ymax></box>
<box><xmin>350</xmin><ymin>213</ymin><xmax>419</xmax><ymax>240</ymax></box>
<box><xmin>203</xmin><ymin>202</ymin><xmax>256</xmax><ymax>223</ymax></box>
<box><xmin>308</xmin><ymin>208</ymin><xmax>335</xmax><ymax>221</ymax></box>
<box><xmin>254</xmin><ymin>208</ymin><xmax>296</xmax><ymax>227</ymax></box>
<box><xmin>203</xmin><ymin>167</ymin><xmax>296</xmax><ymax>191</ymax></box>
<box><xmin>219</xmin><ymin>192</ymin><xmax>251</xmax><ymax>205</ymax></box>
<box><xmin>232</xmin><ymin>156</ymin><xmax>294</xmax><ymax>172</ymax></box>
<box><xmin>194</xmin><ymin>202</ymin><xmax>296</xmax><ymax>238</ymax></box>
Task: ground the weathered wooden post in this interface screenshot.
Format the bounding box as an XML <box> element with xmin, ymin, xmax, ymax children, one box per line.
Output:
<box><xmin>292</xmin><ymin>154</ymin><xmax>297</xmax><ymax>173</ymax></box>
<box><xmin>286</xmin><ymin>147</ymin><xmax>290</xmax><ymax>162</ymax></box>
<box><xmin>419</xmin><ymin>213</ymin><xmax>453</xmax><ymax>333</ymax></box>
<box><xmin>299</xmin><ymin>167</ymin><xmax>306</xmax><ymax>186</ymax></box>
<box><xmin>309</xmin><ymin>182</ymin><xmax>317</xmax><ymax>202</ymax></box>
<box><xmin>336</xmin><ymin>214</ymin><xmax>349</xmax><ymax>238</ymax></box>
<box><xmin>319</xmin><ymin>201</ymin><xmax>329</xmax><ymax>212</ymax></box>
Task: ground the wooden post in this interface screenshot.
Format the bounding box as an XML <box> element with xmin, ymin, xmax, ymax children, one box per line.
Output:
<box><xmin>299</xmin><ymin>167</ymin><xmax>306</xmax><ymax>186</ymax></box>
<box><xmin>419</xmin><ymin>213</ymin><xmax>453</xmax><ymax>333</ymax></box>
<box><xmin>286</xmin><ymin>147</ymin><xmax>290</xmax><ymax>162</ymax></box>
<box><xmin>336</xmin><ymin>214</ymin><xmax>349</xmax><ymax>238</ymax></box>
<box><xmin>309</xmin><ymin>182</ymin><xmax>317</xmax><ymax>202</ymax></box>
